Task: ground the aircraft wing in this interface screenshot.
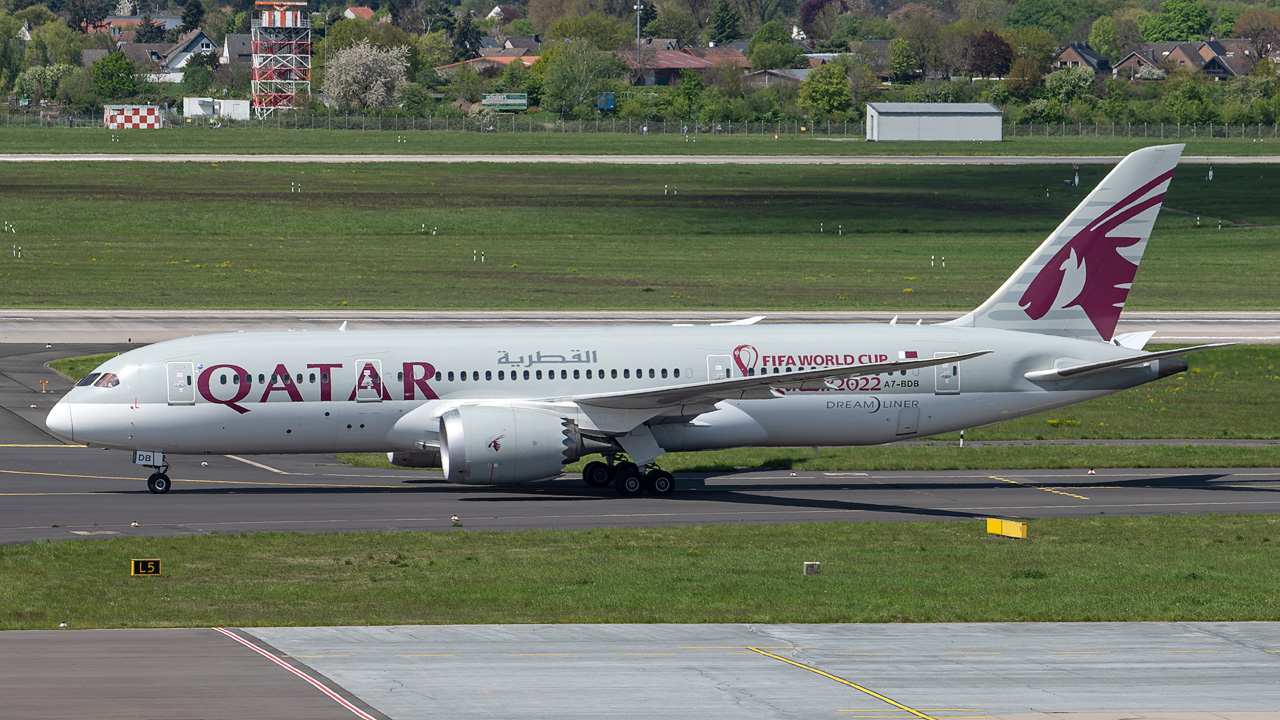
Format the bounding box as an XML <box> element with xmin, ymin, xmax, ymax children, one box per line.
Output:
<box><xmin>563</xmin><ymin>350</ymin><xmax>992</xmax><ymax>410</ymax></box>
<box><xmin>1023</xmin><ymin>343</ymin><xmax>1231</xmax><ymax>381</ymax></box>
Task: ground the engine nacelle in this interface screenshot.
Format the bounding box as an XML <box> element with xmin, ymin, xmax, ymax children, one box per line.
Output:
<box><xmin>440</xmin><ymin>405</ymin><xmax>582</xmax><ymax>485</ymax></box>
<box><xmin>387</xmin><ymin>450</ymin><xmax>442</xmax><ymax>468</ymax></box>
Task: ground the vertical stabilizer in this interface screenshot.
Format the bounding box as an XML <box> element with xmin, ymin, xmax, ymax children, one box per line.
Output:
<box><xmin>945</xmin><ymin>144</ymin><xmax>1184</xmax><ymax>342</ymax></box>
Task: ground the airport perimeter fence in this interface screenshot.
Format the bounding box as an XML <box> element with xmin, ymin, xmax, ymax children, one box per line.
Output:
<box><xmin>4</xmin><ymin>108</ymin><xmax>1280</xmax><ymax>140</ymax></box>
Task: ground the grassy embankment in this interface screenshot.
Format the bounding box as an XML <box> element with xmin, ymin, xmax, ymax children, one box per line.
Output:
<box><xmin>52</xmin><ymin>345</ymin><xmax>1280</xmax><ymax>472</ymax></box>
<box><xmin>3</xmin><ymin>161</ymin><xmax>1278</xmax><ymax>310</ymax></box>
<box><xmin>3</xmin><ymin>124</ymin><xmax>1280</xmax><ymax>156</ymax></box>
<box><xmin>2</xmin><ymin>516</ymin><xmax>1279</xmax><ymax>630</ymax></box>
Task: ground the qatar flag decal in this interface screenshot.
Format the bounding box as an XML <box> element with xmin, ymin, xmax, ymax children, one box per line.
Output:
<box><xmin>898</xmin><ymin>351</ymin><xmax>919</xmax><ymax>360</ymax></box>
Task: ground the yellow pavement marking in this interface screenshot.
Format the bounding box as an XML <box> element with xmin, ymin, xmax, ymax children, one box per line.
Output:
<box><xmin>990</xmin><ymin>475</ymin><xmax>1089</xmax><ymax>500</ymax></box>
<box><xmin>747</xmin><ymin>647</ymin><xmax>937</xmax><ymax>720</ymax></box>
<box><xmin>395</xmin><ymin>654</ymin><xmax>455</xmax><ymax>657</ymax></box>
<box><xmin>1049</xmin><ymin>651</ymin><xmax>1111</xmax><ymax>654</ymax></box>
<box><xmin>681</xmin><ymin>646</ymin><xmax>818</xmax><ymax>649</ymax></box>
<box><xmin>944</xmin><ymin>652</ymin><xmax>1001</xmax><ymax>655</ymax></box>
<box><xmin>619</xmin><ymin>653</ymin><xmax>679</xmax><ymax>656</ymax></box>
<box><xmin>503</xmin><ymin>653</ymin><xmax>572</xmax><ymax>656</ymax></box>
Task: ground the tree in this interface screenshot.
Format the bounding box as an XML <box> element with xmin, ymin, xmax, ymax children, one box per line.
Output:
<box><xmin>23</xmin><ymin>20</ymin><xmax>79</xmax><ymax>68</ymax></box>
<box><xmin>13</xmin><ymin>62</ymin><xmax>75</xmax><ymax>99</ymax></box>
<box><xmin>65</xmin><ymin>0</ymin><xmax>109</xmax><ymax>33</ymax></box>
<box><xmin>539</xmin><ymin>39</ymin><xmax>626</xmax><ymax>117</ymax></box>
<box><xmin>179</xmin><ymin>0</ymin><xmax>204</xmax><ymax>34</ymax></box>
<box><xmin>548</xmin><ymin>11</ymin><xmax>631</xmax><ymax>50</ymax></box>
<box><xmin>323</xmin><ymin>39</ymin><xmax>410</xmax><ymax>108</ymax></box>
<box><xmin>645</xmin><ymin>1</ymin><xmax>699</xmax><ymax>49</ymax></box>
<box><xmin>1005</xmin><ymin>56</ymin><xmax>1042</xmax><ymax>99</ymax></box>
<box><xmin>185</xmin><ymin>51</ymin><xmax>219</xmax><ymax>72</ymax></box>
<box><xmin>1088</xmin><ymin>16</ymin><xmax>1119</xmax><ymax>62</ymax></box>
<box><xmin>1001</xmin><ymin>26</ymin><xmax>1055</xmax><ymax>74</ymax></box>
<box><xmin>815</xmin><ymin>13</ymin><xmax>859</xmax><ymax>52</ymax></box>
<box><xmin>899</xmin><ymin>13</ymin><xmax>940</xmax><ymax>74</ymax></box>
<box><xmin>134</xmin><ymin>11</ymin><xmax>164</xmax><ymax>42</ymax></box>
<box><xmin>451</xmin><ymin>14</ymin><xmax>482</xmax><ymax>60</ymax></box>
<box><xmin>707</xmin><ymin>0</ymin><xmax>741</xmax><ymax>43</ymax></box>
<box><xmin>183</xmin><ymin>62</ymin><xmax>211</xmax><ymax>93</ymax></box>
<box><xmin>798</xmin><ymin>61</ymin><xmax>850</xmax><ymax>116</ymax></box>
<box><xmin>410</xmin><ymin>29</ymin><xmax>450</xmax><ymax>72</ymax></box>
<box><xmin>91</xmin><ymin>50</ymin><xmax>136</xmax><ymax>98</ymax></box>
<box><xmin>965</xmin><ymin>29</ymin><xmax>1012</xmax><ymax>77</ymax></box>
<box><xmin>889</xmin><ymin>36</ymin><xmax>915</xmax><ymax>81</ymax></box>
<box><xmin>1138</xmin><ymin>0</ymin><xmax>1211</xmax><ymax>42</ymax></box>
<box><xmin>746</xmin><ymin>20</ymin><xmax>803</xmax><ymax>70</ymax></box>
<box><xmin>1043</xmin><ymin>65</ymin><xmax>1094</xmax><ymax>103</ymax></box>
<box><xmin>1003</xmin><ymin>0</ymin><xmax>1101</xmax><ymax>37</ymax></box>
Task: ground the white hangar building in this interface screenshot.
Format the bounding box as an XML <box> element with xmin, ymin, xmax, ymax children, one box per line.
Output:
<box><xmin>865</xmin><ymin>102</ymin><xmax>1003</xmax><ymax>142</ymax></box>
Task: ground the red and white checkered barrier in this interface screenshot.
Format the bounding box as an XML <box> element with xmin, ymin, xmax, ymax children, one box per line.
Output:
<box><xmin>103</xmin><ymin>105</ymin><xmax>163</xmax><ymax>130</ymax></box>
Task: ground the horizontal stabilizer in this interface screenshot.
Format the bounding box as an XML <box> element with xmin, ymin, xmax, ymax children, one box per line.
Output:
<box><xmin>566</xmin><ymin>350</ymin><xmax>992</xmax><ymax>411</ymax></box>
<box><xmin>1113</xmin><ymin>330</ymin><xmax>1157</xmax><ymax>350</ymax></box>
<box><xmin>1024</xmin><ymin>343</ymin><xmax>1231</xmax><ymax>382</ymax></box>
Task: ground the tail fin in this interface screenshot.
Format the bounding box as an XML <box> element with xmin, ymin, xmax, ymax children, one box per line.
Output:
<box><xmin>945</xmin><ymin>143</ymin><xmax>1184</xmax><ymax>342</ymax></box>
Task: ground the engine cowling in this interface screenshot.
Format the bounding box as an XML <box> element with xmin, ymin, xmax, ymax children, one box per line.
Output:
<box><xmin>440</xmin><ymin>405</ymin><xmax>582</xmax><ymax>485</ymax></box>
<box><xmin>387</xmin><ymin>450</ymin><xmax>442</xmax><ymax>468</ymax></box>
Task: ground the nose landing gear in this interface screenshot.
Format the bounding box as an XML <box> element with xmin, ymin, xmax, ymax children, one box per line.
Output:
<box><xmin>134</xmin><ymin>451</ymin><xmax>172</xmax><ymax>494</ymax></box>
<box><xmin>581</xmin><ymin>456</ymin><xmax>675</xmax><ymax>497</ymax></box>
<box><xmin>147</xmin><ymin>471</ymin><xmax>171</xmax><ymax>494</ymax></box>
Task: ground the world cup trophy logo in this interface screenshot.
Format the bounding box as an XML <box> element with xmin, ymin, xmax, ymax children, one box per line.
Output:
<box><xmin>732</xmin><ymin>344</ymin><xmax>758</xmax><ymax>376</ymax></box>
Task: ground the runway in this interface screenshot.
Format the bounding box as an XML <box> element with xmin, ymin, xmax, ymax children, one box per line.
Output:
<box><xmin>1</xmin><ymin>152</ymin><xmax>1278</xmax><ymax>165</ymax></box>
<box><xmin>7</xmin><ymin>623</ymin><xmax>1280</xmax><ymax>719</ymax></box>
<box><xmin>4</xmin><ymin>310</ymin><xmax>1279</xmax><ymax>344</ymax></box>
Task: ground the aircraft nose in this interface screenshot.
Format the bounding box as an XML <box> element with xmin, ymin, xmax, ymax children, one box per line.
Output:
<box><xmin>45</xmin><ymin>400</ymin><xmax>74</xmax><ymax>442</ymax></box>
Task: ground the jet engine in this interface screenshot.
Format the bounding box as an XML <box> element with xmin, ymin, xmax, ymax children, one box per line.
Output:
<box><xmin>439</xmin><ymin>405</ymin><xmax>594</xmax><ymax>485</ymax></box>
<box><xmin>387</xmin><ymin>450</ymin><xmax>442</xmax><ymax>468</ymax></box>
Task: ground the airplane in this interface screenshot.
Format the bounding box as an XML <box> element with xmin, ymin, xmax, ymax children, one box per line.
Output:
<box><xmin>45</xmin><ymin>143</ymin><xmax>1224</xmax><ymax>497</ymax></box>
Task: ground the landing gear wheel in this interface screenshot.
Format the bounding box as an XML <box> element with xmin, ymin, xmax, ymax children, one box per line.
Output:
<box><xmin>582</xmin><ymin>461</ymin><xmax>613</xmax><ymax>487</ymax></box>
<box><xmin>615</xmin><ymin>467</ymin><xmax>645</xmax><ymax>497</ymax></box>
<box><xmin>645</xmin><ymin>470</ymin><xmax>675</xmax><ymax>497</ymax></box>
<box><xmin>147</xmin><ymin>472</ymin><xmax>171</xmax><ymax>494</ymax></box>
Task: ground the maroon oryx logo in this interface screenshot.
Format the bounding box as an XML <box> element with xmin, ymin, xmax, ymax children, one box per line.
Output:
<box><xmin>1019</xmin><ymin>169</ymin><xmax>1174</xmax><ymax>341</ymax></box>
<box><xmin>732</xmin><ymin>344</ymin><xmax>759</xmax><ymax>376</ymax></box>
<box><xmin>487</xmin><ymin>435</ymin><xmax>505</xmax><ymax>452</ymax></box>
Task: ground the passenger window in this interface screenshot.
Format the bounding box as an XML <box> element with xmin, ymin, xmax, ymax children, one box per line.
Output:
<box><xmin>220</xmin><ymin>374</ymin><xmax>227</xmax><ymax>385</ymax></box>
<box><xmin>498</xmin><ymin>371</ymin><xmax>505</xmax><ymax>380</ymax></box>
<box><xmin>434</xmin><ymin>372</ymin><xmax>442</xmax><ymax>381</ymax></box>
<box><xmin>94</xmin><ymin>373</ymin><xmax>120</xmax><ymax>388</ymax></box>
<box><xmin>233</xmin><ymin>374</ymin><xmax>240</xmax><ymax>385</ymax></box>
<box><xmin>560</xmin><ymin>369</ymin><xmax>566</xmax><ymax>380</ymax></box>
<box><xmin>649</xmin><ymin>369</ymin><xmax>655</xmax><ymax>378</ymax></box>
<box><xmin>397</xmin><ymin>372</ymin><xmax>404</xmax><ymax>382</ymax></box>
<box><xmin>523</xmin><ymin>370</ymin><xmax>530</xmax><ymax>380</ymax></box>
<box><xmin>76</xmin><ymin>373</ymin><xmax>101</xmax><ymax>387</ymax></box>
<box><xmin>624</xmin><ymin>369</ymin><xmax>630</xmax><ymax>379</ymax></box>
<box><xmin>309</xmin><ymin>373</ymin><xmax>316</xmax><ymax>383</ymax></box>
<box><xmin>448</xmin><ymin>372</ymin><xmax>455</xmax><ymax>381</ymax></box>
<box><xmin>473</xmin><ymin>371</ymin><xmax>479</xmax><ymax>381</ymax></box>
<box><xmin>586</xmin><ymin>369</ymin><xmax>592</xmax><ymax>379</ymax></box>
<box><xmin>661</xmin><ymin>368</ymin><xmax>667</xmax><ymax>378</ymax></box>
<box><xmin>258</xmin><ymin>374</ymin><xmax>265</xmax><ymax>384</ymax></box>
<box><xmin>485</xmin><ymin>371</ymin><xmax>492</xmax><ymax>381</ymax></box>
<box><xmin>536</xmin><ymin>370</ymin><xmax>543</xmax><ymax>380</ymax></box>
<box><xmin>674</xmin><ymin>368</ymin><xmax>680</xmax><ymax>378</ymax></box>
<box><xmin>611</xmin><ymin>369</ymin><xmax>617</xmax><ymax>379</ymax></box>
<box><xmin>573</xmin><ymin>369</ymin><xmax>580</xmax><ymax>379</ymax></box>
<box><xmin>321</xmin><ymin>373</ymin><xmax>328</xmax><ymax>383</ymax></box>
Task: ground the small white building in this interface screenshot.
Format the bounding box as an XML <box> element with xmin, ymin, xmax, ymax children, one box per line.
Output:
<box><xmin>183</xmin><ymin>97</ymin><xmax>251</xmax><ymax>121</ymax></box>
<box><xmin>865</xmin><ymin>102</ymin><xmax>1003</xmax><ymax>142</ymax></box>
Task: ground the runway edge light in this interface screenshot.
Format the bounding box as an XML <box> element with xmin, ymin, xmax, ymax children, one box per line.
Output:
<box><xmin>986</xmin><ymin>518</ymin><xmax>1028</xmax><ymax>539</ymax></box>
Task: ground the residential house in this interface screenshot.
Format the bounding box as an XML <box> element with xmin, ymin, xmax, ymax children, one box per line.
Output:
<box><xmin>1198</xmin><ymin>39</ymin><xmax>1254</xmax><ymax>78</ymax></box>
<box><xmin>1114</xmin><ymin>39</ymin><xmax>1255</xmax><ymax>80</ymax></box>
<box><xmin>89</xmin><ymin>13</ymin><xmax>182</xmax><ymax>37</ymax></box>
<box><xmin>432</xmin><ymin>55</ymin><xmax>538</xmax><ymax>79</ymax></box>
<box><xmin>221</xmin><ymin>33</ymin><xmax>252</xmax><ymax>66</ymax></box>
<box><xmin>1054</xmin><ymin>41</ymin><xmax>1111</xmax><ymax>74</ymax></box>
<box><xmin>681</xmin><ymin>45</ymin><xmax>748</xmax><ymax>67</ymax></box>
<box><xmin>343</xmin><ymin>7</ymin><xmax>375</xmax><ymax>20</ymax></box>
<box><xmin>81</xmin><ymin>49</ymin><xmax>109</xmax><ymax>69</ymax></box>
<box><xmin>619</xmin><ymin>48</ymin><xmax>714</xmax><ymax>86</ymax></box>
<box><xmin>743</xmin><ymin>68</ymin><xmax>811</xmax><ymax>90</ymax></box>
<box><xmin>121</xmin><ymin>28</ymin><xmax>218</xmax><ymax>83</ymax></box>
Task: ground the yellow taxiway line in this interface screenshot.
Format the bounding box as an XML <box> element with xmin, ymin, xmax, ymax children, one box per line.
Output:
<box><xmin>747</xmin><ymin>647</ymin><xmax>937</xmax><ymax>720</ymax></box>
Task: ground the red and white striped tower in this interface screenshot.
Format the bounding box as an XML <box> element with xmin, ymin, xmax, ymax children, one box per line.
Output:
<box><xmin>251</xmin><ymin>0</ymin><xmax>310</xmax><ymax>118</ymax></box>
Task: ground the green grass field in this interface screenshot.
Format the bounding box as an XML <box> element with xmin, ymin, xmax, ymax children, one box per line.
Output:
<box><xmin>3</xmin><ymin>515</ymin><xmax>1279</xmax><ymax>629</ymax></box>
<box><xmin>3</xmin><ymin>125</ymin><xmax>1280</xmax><ymax>156</ymax></box>
<box><xmin>3</xmin><ymin>160</ymin><xmax>1277</xmax><ymax>309</ymax></box>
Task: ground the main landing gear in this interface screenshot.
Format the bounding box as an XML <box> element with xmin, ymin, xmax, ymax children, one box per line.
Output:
<box><xmin>582</xmin><ymin>457</ymin><xmax>675</xmax><ymax>497</ymax></box>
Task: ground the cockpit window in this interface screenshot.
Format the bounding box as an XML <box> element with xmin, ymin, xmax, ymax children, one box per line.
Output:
<box><xmin>76</xmin><ymin>373</ymin><xmax>101</xmax><ymax>387</ymax></box>
<box><xmin>93</xmin><ymin>373</ymin><xmax>120</xmax><ymax>388</ymax></box>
